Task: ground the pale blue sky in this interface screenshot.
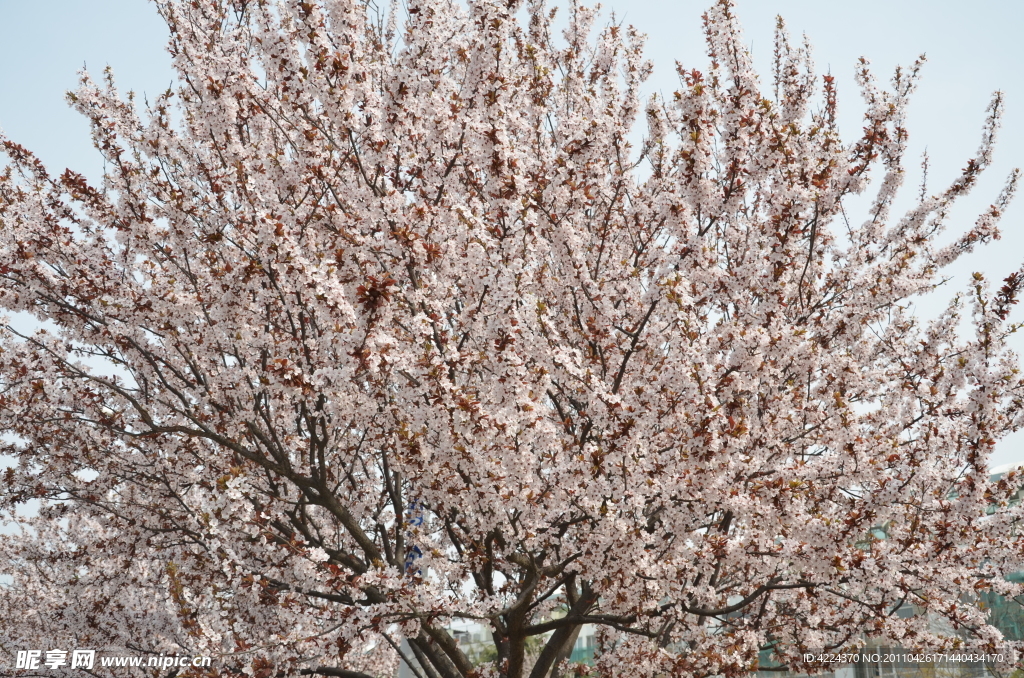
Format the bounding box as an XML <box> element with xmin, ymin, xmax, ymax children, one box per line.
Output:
<box><xmin>1</xmin><ymin>0</ymin><xmax>1022</xmax><ymax>467</ymax></box>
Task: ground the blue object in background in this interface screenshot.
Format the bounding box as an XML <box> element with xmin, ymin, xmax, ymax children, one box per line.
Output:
<box><xmin>404</xmin><ymin>501</ymin><xmax>424</xmax><ymax>575</ymax></box>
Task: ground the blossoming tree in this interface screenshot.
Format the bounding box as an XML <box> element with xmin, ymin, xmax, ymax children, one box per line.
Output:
<box><xmin>2</xmin><ymin>0</ymin><xmax>1023</xmax><ymax>676</ymax></box>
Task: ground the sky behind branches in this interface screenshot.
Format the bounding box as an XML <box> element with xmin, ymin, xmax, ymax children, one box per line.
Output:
<box><xmin>1</xmin><ymin>0</ymin><xmax>1022</xmax><ymax>467</ymax></box>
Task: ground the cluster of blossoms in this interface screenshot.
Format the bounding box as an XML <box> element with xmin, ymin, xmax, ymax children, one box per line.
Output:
<box><xmin>1</xmin><ymin>0</ymin><xmax>1023</xmax><ymax>677</ymax></box>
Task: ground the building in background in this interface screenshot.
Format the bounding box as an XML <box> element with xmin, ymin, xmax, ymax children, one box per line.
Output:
<box><xmin>398</xmin><ymin>466</ymin><xmax>1024</xmax><ymax>678</ymax></box>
